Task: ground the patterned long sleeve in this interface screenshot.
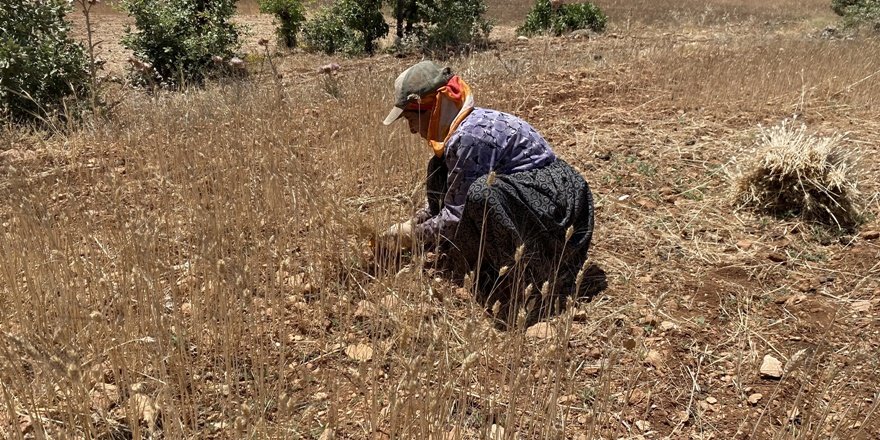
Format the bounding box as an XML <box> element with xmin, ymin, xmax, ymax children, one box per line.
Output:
<box><xmin>415</xmin><ymin>135</ymin><xmax>482</xmax><ymax>244</ymax></box>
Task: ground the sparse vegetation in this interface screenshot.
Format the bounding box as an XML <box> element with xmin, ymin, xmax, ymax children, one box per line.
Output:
<box><xmin>518</xmin><ymin>0</ymin><xmax>607</xmax><ymax>37</ymax></box>
<box><xmin>0</xmin><ymin>0</ymin><xmax>90</xmax><ymax>123</ymax></box>
<box><xmin>2</xmin><ymin>0</ymin><xmax>880</xmax><ymax>438</ymax></box>
<box><xmin>121</xmin><ymin>0</ymin><xmax>242</xmax><ymax>87</ymax></box>
<box><xmin>259</xmin><ymin>0</ymin><xmax>306</xmax><ymax>48</ymax></box>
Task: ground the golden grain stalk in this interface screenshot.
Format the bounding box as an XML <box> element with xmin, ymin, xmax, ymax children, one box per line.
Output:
<box><xmin>735</xmin><ymin>119</ymin><xmax>862</xmax><ymax>229</ymax></box>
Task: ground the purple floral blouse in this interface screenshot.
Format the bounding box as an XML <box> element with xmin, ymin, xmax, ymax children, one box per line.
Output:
<box><xmin>415</xmin><ymin>108</ymin><xmax>557</xmax><ymax>243</ymax></box>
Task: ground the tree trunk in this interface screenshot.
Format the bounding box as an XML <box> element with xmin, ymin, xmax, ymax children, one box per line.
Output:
<box><xmin>395</xmin><ymin>0</ymin><xmax>404</xmax><ymax>51</ymax></box>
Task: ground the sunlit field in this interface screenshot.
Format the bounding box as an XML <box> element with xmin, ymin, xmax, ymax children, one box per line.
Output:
<box><xmin>2</xmin><ymin>1</ymin><xmax>879</xmax><ymax>438</ymax></box>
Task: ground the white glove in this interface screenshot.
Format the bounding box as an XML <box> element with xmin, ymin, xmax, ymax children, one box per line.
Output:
<box><xmin>377</xmin><ymin>220</ymin><xmax>415</xmax><ymax>253</ymax></box>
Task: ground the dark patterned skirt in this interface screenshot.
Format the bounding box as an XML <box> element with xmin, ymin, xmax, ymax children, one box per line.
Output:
<box><xmin>427</xmin><ymin>157</ymin><xmax>595</xmax><ymax>325</ymax></box>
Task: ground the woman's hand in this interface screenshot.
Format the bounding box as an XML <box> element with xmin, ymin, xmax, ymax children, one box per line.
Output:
<box><xmin>376</xmin><ymin>220</ymin><xmax>415</xmax><ymax>254</ymax></box>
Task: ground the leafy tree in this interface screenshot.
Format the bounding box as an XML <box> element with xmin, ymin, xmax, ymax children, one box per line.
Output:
<box><xmin>259</xmin><ymin>0</ymin><xmax>306</xmax><ymax>48</ymax></box>
<box><xmin>0</xmin><ymin>0</ymin><xmax>90</xmax><ymax>123</ymax></box>
<box><xmin>121</xmin><ymin>0</ymin><xmax>242</xmax><ymax>87</ymax></box>
<box><xmin>338</xmin><ymin>0</ymin><xmax>388</xmax><ymax>55</ymax></box>
<box><xmin>386</xmin><ymin>0</ymin><xmax>493</xmax><ymax>55</ymax></box>
<box><xmin>388</xmin><ymin>0</ymin><xmax>427</xmax><ymax>45</ymax></box>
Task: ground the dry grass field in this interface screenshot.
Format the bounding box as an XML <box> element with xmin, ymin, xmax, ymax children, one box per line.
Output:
<box><xmin>2</xmin><ymin>0</ymin><xmax>880</xmax><ymax>438</ymax></box>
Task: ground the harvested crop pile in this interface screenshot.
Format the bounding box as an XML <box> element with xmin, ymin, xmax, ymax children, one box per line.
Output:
<box><xmin>735</xmin><ymin>120</ymin><xmax>863</xmax><ymax>229</ymax></box>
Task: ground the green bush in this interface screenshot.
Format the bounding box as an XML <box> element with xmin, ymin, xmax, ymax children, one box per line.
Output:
<box><xmin>121</xmin><ymin>0</ymin><xmax>242</xmax><ymax>87</ymax></box>
<box><xmin>421</xmin><ymin>0</ymin><xmax>492</xmax><ymax>54</ymax></box>
<box><xmin>832</xmin><ymin>0</ymin><xmax>880</xmax><ymax>28</ymax></box>
<box><xmin>259</xmin><ymin>0</ymin><xmax>306</xmax><ymax>48</ymax></box>
<box><xmin>518</xmin><ymin>0</ymin><xmax>607</xmax><ymax>37</ymax></box>
<box><xmin>302</xmin><ymin>0</ymin><xmax>388</xmax><ymax>55</ymax></box>
<box><xmin>0</xmin><ymin>0</ymin><xmax>90</xmax><ymax>123</ymax></box>
<box><xmin>301</xmin><ymin>6</ymin><xmax>364</xmax><ymax>55</ymax></box>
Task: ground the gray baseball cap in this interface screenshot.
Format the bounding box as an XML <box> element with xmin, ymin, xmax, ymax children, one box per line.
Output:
<box><xmin>383</xmin><ymin>61</ymin><xmax>454</xmax><ymax>125</ymax></box>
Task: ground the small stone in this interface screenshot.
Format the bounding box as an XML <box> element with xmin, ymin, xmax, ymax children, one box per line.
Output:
<box><xmin>636</xmin><ymin>198</ymin><xmax>658</xmax><ymax>210</ymax></box>
<box><xmin>736</xmin><ymin>240</ymin><xmax>754</xmax><ymax>250</ymax></box>
<box><xmin>128</xmin><ymin>393</ymin><xmax>159</xmax><ymax>432</ymax></box>
<box><xmin>525</xmin><ymin>322</ymin><xmax>558</xmax><ymax>340</ymax></box>
<box><xmin>628</xmin><ymin>389</ymin><xmax>647</xmax><ymax>404</ymax></box>
<box><xmin>760</xmin><ymin>354</ymin><xmax>784</xmax><ymax>379</ymax></box>
<box><xmin>558</xmin><ymin>394</ymin><xmax>578</xmax><ymax>405</ymax></box>
<box><xmin>644</xmin><ymin>350</ymin><xmax>665</xmax><ymax>369</ymax></box>
<box><xmin>345</xmin><ymin>344</ymin><xmax>373</xmax><ymax>362</ymax></box>
<box><xmin>748</xmin><ymin>393</ymin><xmax>763</xmax><ymax>405</ymax></box>
<box><xmin>89</xmin><ymin>383</ymin><xmax>120</xmax><ymax>411</ymax></box>
<box><xmin>354</xmin><ymin>300</ymin><xmax>378</xmax><ymax>319</ymax></box>
<box><xmin>860</xmin><ymin>230</ymin><xmax>879</xmax><ymax>240</ymax></box>
<box><xmin>706</xmin><ymin>396</ymin><xmax>718</xmax><ymax>404</ymax></box>
<box><xmin>635</xmin><ymin>420</ymin><xmax>651</xmax><ymax>432</ymax></box>
<box><xmin>767</xmin><ymin>252</ymin><xmax>787</xmax><ymax>263</ymax></box>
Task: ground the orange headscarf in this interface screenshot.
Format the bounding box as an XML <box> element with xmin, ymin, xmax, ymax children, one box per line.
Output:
<box><xmin>405</xmin><ymin>75</ymin><xmax>474</xmax><ymax>157</ymax></box>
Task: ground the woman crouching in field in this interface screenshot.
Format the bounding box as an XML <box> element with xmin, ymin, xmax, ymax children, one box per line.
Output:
<box><xmin>379</xmin><ymin>61</ymin><xmax>595</xmax><ymax>327</ymax></box>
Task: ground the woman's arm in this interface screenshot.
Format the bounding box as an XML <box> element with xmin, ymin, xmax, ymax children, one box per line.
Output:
<box><xmin>414</xmin><ymin>134</ymin><xmax>486</xmax><ymax>245</ymax></box>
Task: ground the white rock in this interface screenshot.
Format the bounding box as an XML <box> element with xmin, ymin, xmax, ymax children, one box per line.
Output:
<box><xmin>748</xmin><ymin>393</ymin><xmax>763</xmax><ymax>405</ymax></box>
<box><xmin>760</xmin><ymin>354</ymin><xmax>784</xmax><ymax>378</ymax></box>
<box><xmin>345</xmin><ymin>344</ymin><xmax>373</xmax><ymax>362</ymax></box>
<box><xmin>525</xmin><ymin>322</ymin><xmax>557</xmax><ymax>340</ymax></box>
<box><xmin>659</xmin><ymin>320</ymin><xmax>676</xmax><ymax>331</ymax></box>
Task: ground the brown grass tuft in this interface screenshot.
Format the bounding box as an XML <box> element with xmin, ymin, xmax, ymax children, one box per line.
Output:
<box><xmin>735</xmin><ymin>119</ymin><xmax>863</xmax><ymax>229</ymax></box>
